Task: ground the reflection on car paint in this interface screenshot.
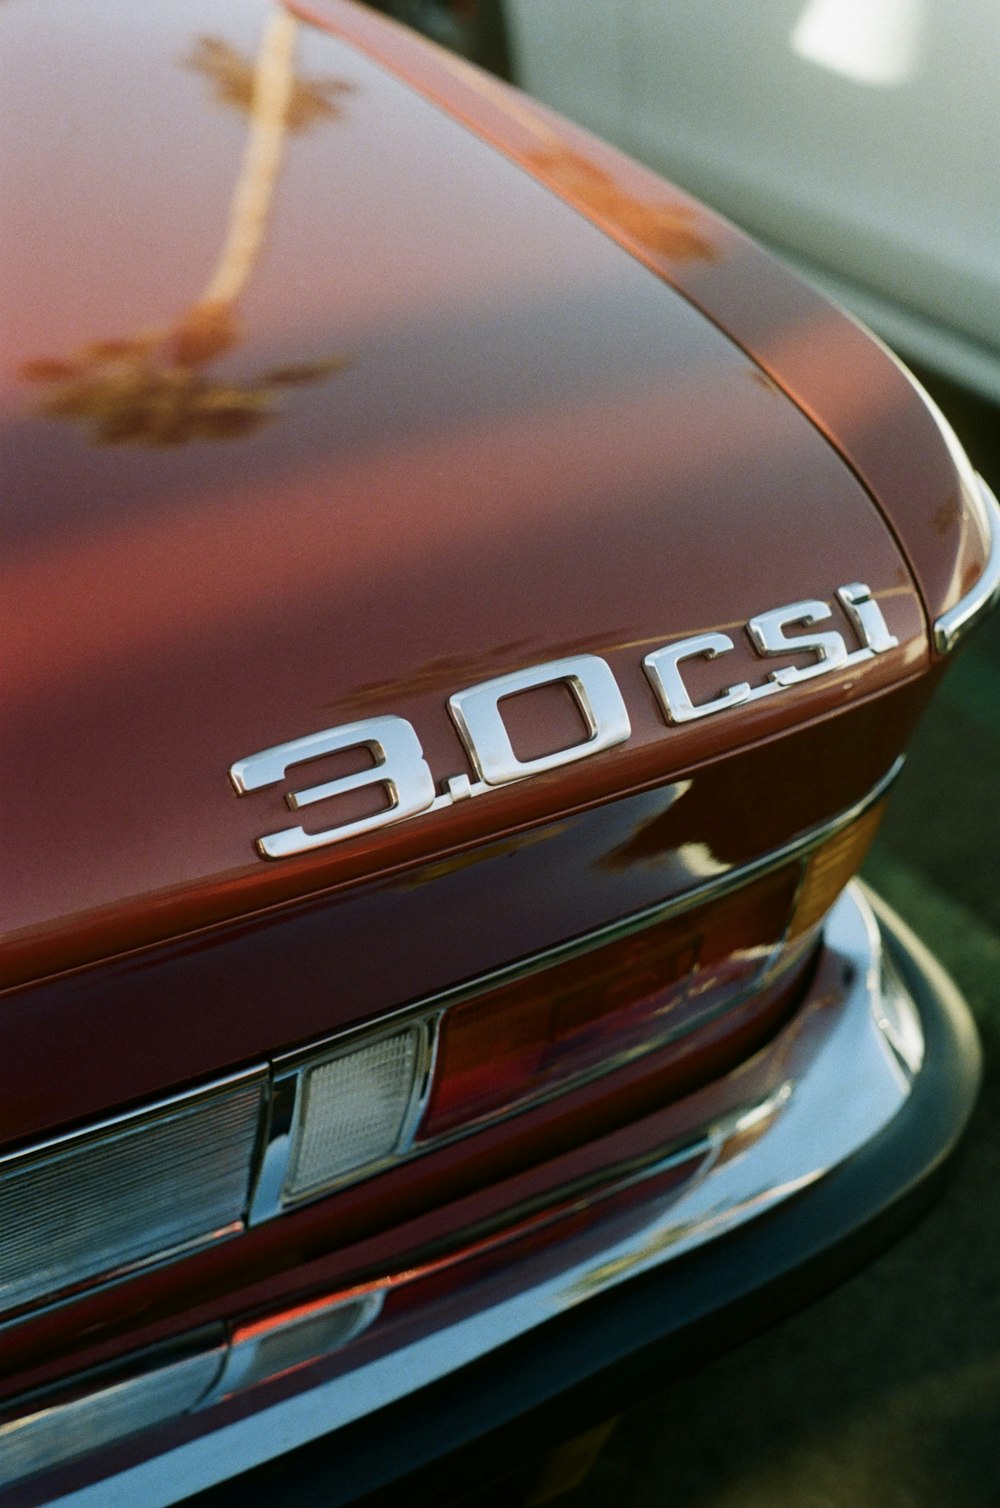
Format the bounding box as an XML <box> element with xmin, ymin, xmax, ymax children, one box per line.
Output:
<box><xmin>19</xmin><ymin>9</ymin><xmax>350</xmax><ymax>447</ymax></box>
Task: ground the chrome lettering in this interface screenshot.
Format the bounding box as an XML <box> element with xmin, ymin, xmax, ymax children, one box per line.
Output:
<box><xmin>643</xmin><ymin>633</ymin><xmax>751</xmax><ymax>724</ymax></box>
<box><xmin>231</xmin><ymin>584</ymin><xmax>901</xmax><ymax>859</ymax></box>
<box><xmin>448</xmin><ymin>654</ymin><xmax>631</xmax><ymax>786</ymax></box>
<box><xmin>745</xmin><ymin>600</ymin><xmax>848</xmax><ymax>686</ymax></box>
<box><xmin>837</xmin><ymin>583</ymin><xmax>900</xmax><ymax>654</ymax></box>
<box><xmin>229</xmin><ymin>716</ymin><xmax>435</xmax><ymax>860</ymax></box>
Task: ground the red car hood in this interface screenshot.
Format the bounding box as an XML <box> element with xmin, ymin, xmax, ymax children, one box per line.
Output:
<box><xmin>1</xmin><ymin>0</ymin><xmax>931</xmax><ymax>986</ymax></box>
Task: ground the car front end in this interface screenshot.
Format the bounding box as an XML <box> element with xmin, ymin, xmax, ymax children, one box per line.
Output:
<box><xmin>0</xmin><ymin>1</ymin><xmax>996</xmax><ymax>1502</ymax></box>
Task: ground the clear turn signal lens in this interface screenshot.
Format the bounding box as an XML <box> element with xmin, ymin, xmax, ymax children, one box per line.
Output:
<box><xmin>282</xmin><ymin>1023</ymin><xmax>427</xmax><ymax>1201</ymax></box>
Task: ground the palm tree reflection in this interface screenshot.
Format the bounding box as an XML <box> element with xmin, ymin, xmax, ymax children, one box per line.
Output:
<box><xmin>185</xmin><ymin>32</ymin><xmax>354</xmax><ymax>129</ymax></box>
<box><xmin>20</xmin><ymin>10</ymin><xmax>352</xmax><ymax>448</ymax></box>
<box><xmin>19</xmin><ymin>340</ymin><xmax>347</xmax><ymax>447</ymax></box>
<box><xmin>526</xmin><ymin>147</ymin><xmax>719</xmax><ymax>264</ymax></box>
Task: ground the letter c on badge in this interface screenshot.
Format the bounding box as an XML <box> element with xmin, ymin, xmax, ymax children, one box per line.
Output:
<box><xmin>644</xmin><ymin>633</ymin><xmax>752</xmax><ymax>724</ymax></box>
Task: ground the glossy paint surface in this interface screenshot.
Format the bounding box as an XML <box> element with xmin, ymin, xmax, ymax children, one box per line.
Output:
<box><xmin>0</xmin><ymin>7</ymin><xmax>977</xmax><ymax>1493</ymax></box>
<box><xmin>300</xmin><ymin>0</ymin><xmax>990</xmax><ymax>623</ymax></box>
<box><xmin>1</xmin><ymin>0</ymin><xmax>932</xmax><ymax>987</ymax></box>
<box><xmin>1</xmin><ymin>680</ymin><xmax>928</xmax><ymax>1146</ymax></box>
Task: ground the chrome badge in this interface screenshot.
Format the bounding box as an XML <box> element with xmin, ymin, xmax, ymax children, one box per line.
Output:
<box><xmin>231</xmin><ymin>585</ymin><xmax>898</xmax><ymax>860</ymax></box>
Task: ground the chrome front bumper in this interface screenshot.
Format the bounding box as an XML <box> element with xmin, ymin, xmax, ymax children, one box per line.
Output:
<box><xmin>13</xmin><ymin>883</ymin><xmax>980</xmax><ymax>1507</ymax></box>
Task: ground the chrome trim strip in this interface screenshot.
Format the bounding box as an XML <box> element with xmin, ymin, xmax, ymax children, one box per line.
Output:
<box><xmin>43</xmin><ymin>883</ymin><xmax>922</xmax><ymax>1508</ymax></box>
<box><xmin>415</xmin><ymin>754</ymin><xmax>900</xmax><ymax>1007</ymax></box>
<box><xmin>398</xmin><ymin>1008</ymin><xmax>443</xmax><ymax>1154</ymax></box>
<box><xmin>0</xmin><ymin>1336</ymin><xmax>227</xmax><ymax>1492</ymax></box>
<box><xmin>934</xmin><ymin>476</ymin><xmax>1000</xmax><ymax>653</ymax></box>
<box><xmin>0</xmin><ymin>1226</ymin><xmax>245</xmax><ymax>1340</ymax></box>
<box><xmin>854</xmin><ymin>332</ymin><xmax>999</xmax><ymax>654</ymax></box>
<box><xmin>246</xmin><ymin>1073</ymin><xmax>300</xmax><ymax>1227</ymax></box>
<box><xmin>0</xmin><ymin>1065</ymin><xmax>268</xmax><ymax>1174</ymax></box>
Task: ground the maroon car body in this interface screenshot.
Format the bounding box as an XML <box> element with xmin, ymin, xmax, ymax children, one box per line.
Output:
<box><xmin>0</xmin><ymin>1</ymin><xmax>995</xmax><ymax>1502</ymax></box>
